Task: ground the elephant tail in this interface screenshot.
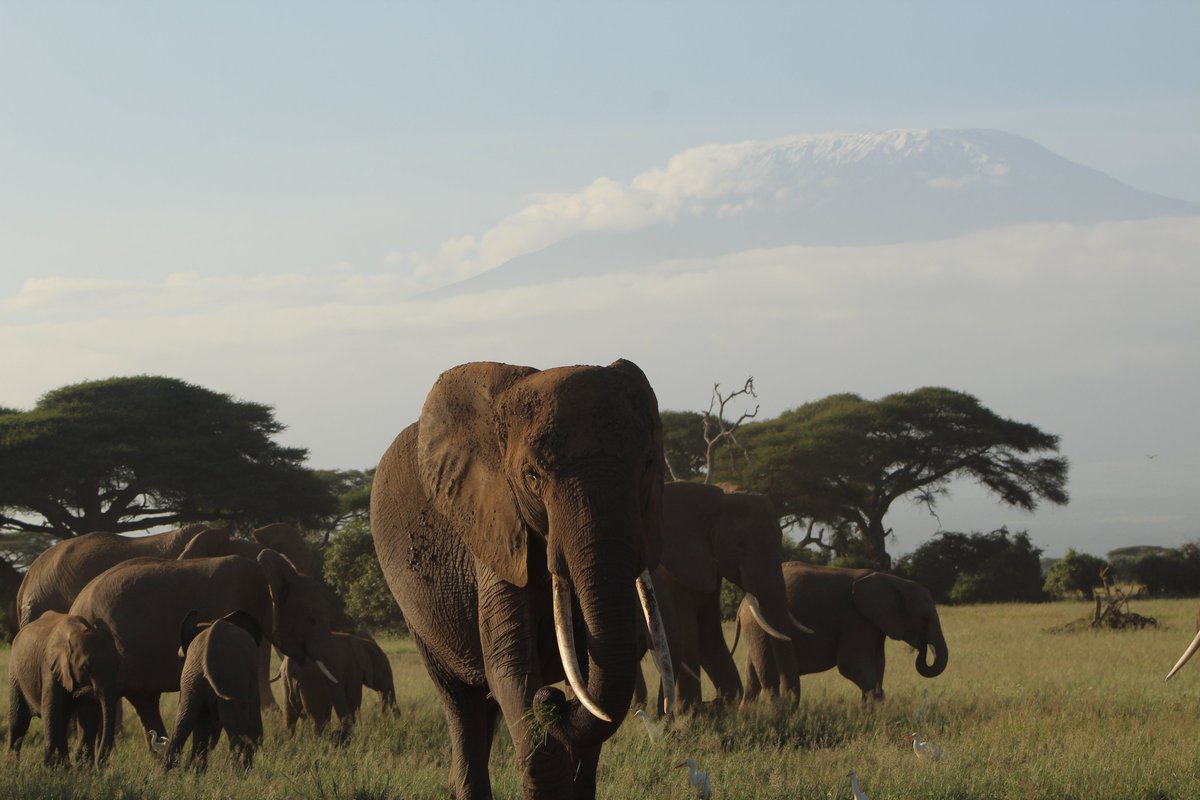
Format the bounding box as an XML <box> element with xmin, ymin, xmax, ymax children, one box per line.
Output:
<box><xmin>730</xmin><ymin>614</ymin><xmax>742</xmax><ymax>656</ymax></box>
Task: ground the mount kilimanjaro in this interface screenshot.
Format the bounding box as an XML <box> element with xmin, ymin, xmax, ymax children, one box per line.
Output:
<box><xmin>427</xmin><ymin>129</ymin><xmax>1198</xmax><ymax>298</ymax></box>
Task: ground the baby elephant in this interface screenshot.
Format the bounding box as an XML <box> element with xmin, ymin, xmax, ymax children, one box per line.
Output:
<box><xmin>164</xmin><ymin>609</ymin><xmax>263</xmax><ymax>770</ymax></box>
<box><xmin>282</xmin><ymin>630</ymin><xmax>397</xmax><ymax>740</ymax></box>
<box><xmin>7</xmin><ymin>612</ymin><xmax>121</xmax><ymax>766</ymax></box>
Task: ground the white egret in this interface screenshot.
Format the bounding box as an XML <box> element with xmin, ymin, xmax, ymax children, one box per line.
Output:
<box><xmin>148</xmin><ymin>730</ymin><xmax>169</xmax><ymax>755</ymax></box>
<box><xmin>676</xmin><ymin>758</ymin><xmax>713</xmax><ymax>799</ymax></box>
<box><xmin>847</xmin><ymin>770</ymin><xmax>870</xmax><ymax>800</ymax></box>
<box><xmin>632</xmin><ymin>708</ymin><xmax>663</xmax><ymax>743</ymax></box>
<box><xmin>908</xmin><ymin>732</ymin><xmax>944</xmax><ymax>761</ymax></box>
<box><xmin>913</xmin><ymin>687</ymin><xmax>929</xmax><ymax>723</ymax></box>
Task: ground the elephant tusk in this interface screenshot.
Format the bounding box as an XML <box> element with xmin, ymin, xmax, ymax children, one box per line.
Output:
<box><xmin>1166</xmin><ymin>628</ymin><xmax>1200</xmax><ymax>681</ymax></box>
<box><xmin>789</xmin><ymin>612</ymin><xmax>815</xmax><ymax>635</ymax></box>
<box><xmin>637</xmin><ymin>569</ymin><xmax>676</xmax><ymax>715</ymax></box>
<box><xmin>316</xmin><ymin>660</ymin><xmax>339</xmax><ymax>684</ymax></box>
<box><xmin>746</xmin><ymin>594</ymin><xmax>792</xmax><ymax>642</ymax></box>
<box><xmin>552</xmin><ymin>574</ymin><xmax>613</xmax><ymax>723</ymax></box>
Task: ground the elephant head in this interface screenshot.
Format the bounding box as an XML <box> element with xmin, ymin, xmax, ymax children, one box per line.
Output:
<box><xmin>52</xmin><ymin>616</ymin><xmax>121</xmax><ymax>763</ymax></box>
<box><xmin>178</xmin><ymin>523</ymin><xmax>316</xmax><ymax>576</ymax></box>
<box><xmin>416</xmin><ymin>359</ymin><xmax>669</xmax><ymax>747</ymax></box>
<box><xmin>663</xmin><ymin>482</ymin><xmax>795</xmax><ymax>643</ymax></box>
<box><xmin>257</xmin><ymin>549</ymin><xmax>340</xmax><ymax>685</ymax></box>
<box><xmin>852</xmin><ymin>572</ymin><xmax>948</xmax><ymax>678</ymax></box>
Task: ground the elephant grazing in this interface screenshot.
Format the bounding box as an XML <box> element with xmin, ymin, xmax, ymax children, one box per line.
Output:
<box><xmin>738</xmin><ymin>563</ymin><xmax>948</xmax><ymax>704</ymax></box>
<box><xmin>282</xmin><ymin>631</ymin><xmax>397</xmax><ymax>738</ymax></box>
<box><xmin>645</xmin><ymin>482</ymin><xmax>797</xmax><ymax>712</ymax></box>
<box><xmin>68</xmin><ymin>551</ymin><xmax>349</xmax><ymax>745</ymax></box>
<box><xmin>7</xmin><ymin>612</ymin><xmax>121</xmax><ymax>766</ymax></box>
<box><xmin>163</xmin><ymin>610</ymin><xmax>264</xmax><ymax>771</ymax></box>
<box><xmin>371</xmin><ymin>360</ymin><xmax>674</xmax><ymax>800</ymax></box>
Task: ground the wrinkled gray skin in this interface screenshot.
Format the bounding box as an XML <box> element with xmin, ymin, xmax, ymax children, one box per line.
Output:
<box><xmin>371</xmin><ymin>360</ymin><xmax>665</xmax><ymax>800</ymax></box>
<box><xmin>68</xmin><ymin>551</ymin><xmax>347</xmax><ymax>748</ymax></box>
<box><xmin>7</xmin><ymin>611</ymin><xmax>121</xmax><ymax>766</ymax></box>
<box><xmin>282</xmin><ymin>631</ymin><xmax>397</xmax><ymax>739</ymax></box>
<box><xmin>17</xmin><ymin>523</ymin><xmax>316</xmax><ymax>627</ymax></box>
<box><xmin>738</xmin><ymin>562</ymin><xmax>948</xmax><ymax>705</ymax></box>
<box><xmin>164</xmin><ymin>610</ymin><xmax>264</xmax><ymax>771</ymax></box>
<box><xmin>638</xmin><ymin>482</ymin><xmax>794</xmax><ymax>712</ymax></box>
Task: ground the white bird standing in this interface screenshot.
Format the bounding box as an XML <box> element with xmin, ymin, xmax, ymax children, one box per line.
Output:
<box><xmin>908</xmin><ymin>732</ymin><xmax>944</xmax><ymax>761</ymax></box>
<box><xmin>148</xmin><ymin>730</ymin><xmax>169</xmax><ymax>755</ymax></box>
<box><xmin>676</xmin><ymin>758</ymin><xmax>713</xmax><ymax>799</ymax></box>
<box><xmin>847</xmin><ymin>770</ymin><xmax>870</xmax><ymax>800</ymax></box>
<box><xmin>633</xmin><ymin>708</ymin><xmax>663</xmax><ymax>743</ymax></box>
<box><xmin>913</xmin><ymin>687</ymin><xmax>929</xmax><ymax>723</ymax></box>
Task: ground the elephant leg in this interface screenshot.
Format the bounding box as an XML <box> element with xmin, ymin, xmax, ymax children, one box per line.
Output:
<box><xmin>571</xmin><ymin>744</ymin><xmax>602</xmax><ymax>800</ymax></box>
<box><xmin>7</xmin><ymin>681</ymin><xmax>32</xmax><ymax>754</ymax></box>
<box><xmin>631</xmin><ymin>662</ymin><xmax>647</xmax><ymax>709</ymax></box>
<box><xmin>217</xmin><ymin>700</ymin><xmax>252</xmax><ymax>770</ymax></box>
<box><xmin>127</xmin><ymin>693</ymin><xmax>167</xmax><ymax>746</ymax></box>
<box><xmin>284</xmin><ymin>685</ymin><xmax>301</xmax><ymax>734</ymax></box>
<box><xmin>411</xmin><ymin>632</ymin><xmax>494</xmax><ymax>800</ymax></box>
<box><xmin>74</xmin><ymin>701</ymin><xmax>100</xmax><ymax>766</ymax></box>
<box><xmin>772</xmin><ymin>637</ymin><xmax>802</xmax><ymax>703</ymax></box>
<box><xmin>742</xmin><ymin>651</ymin><xmax>763</xmax><ymax>707</ymax></box>
<box><xmin>188</xmin><ymin>718</ymin><xmax>213</xmax><ymax>772</ymax></box>
<box><xmin>41</xmin><ymin>682</ymin><xmax>70</xmax><ymax>766</ymax></box>
<box><xmin>671</xmin><ymin>590</ymin><xmax>702</xmax><ymax>712</ymax></box>
<box><xmin>165</xmin><ymin>698</ymin><xmax>199</xmax><ymax>770</ymax></box>
<box><xmin>697</xmin><ymin>594</ymin><xmax>742</xmax><ymax>706</ymax></box>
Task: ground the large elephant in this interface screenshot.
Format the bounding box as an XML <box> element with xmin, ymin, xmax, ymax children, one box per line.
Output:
<box><xmin>371</xmin><ymin>360</ymin><xmax>673</xmax><ymax>800</ymax></box>
<box><xmin>282</xmin><ymin>630</ymin><xmax>397</xmax><ymax>738</ymax></box>
<box><xmin>67</xmin><ymin>551</ymin><xmax>346</xmax><ymax>744</ymax></box>
<box><xmin>16</xmin><ymin>522</ymin><xmax>316</xmax><ymax>627</ymax></box>
<box><xmin>7</xmin><ymin>611</ymin><xmax>121</xmax><ymax>766</ymax></box>
<box><xmin>738</xmin><ymin>562</ymin><xmax>948</xmax><ymax>704</ymax></box>
<box><xmin>647</xmin><ymin>482</ymin><xmax>798</xmax><ymax>711</ymax></box>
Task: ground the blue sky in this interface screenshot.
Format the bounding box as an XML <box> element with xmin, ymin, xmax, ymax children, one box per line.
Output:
<box><xmin>2</xmin><ymin>2</ymin><xmax>1198</xmax><ymax>556</ymax></box>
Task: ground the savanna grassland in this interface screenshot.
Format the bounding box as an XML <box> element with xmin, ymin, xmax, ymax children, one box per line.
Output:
<box><xmin>3</xmin><ymin>598</ymin><xmax>1200</xmax><ymax>800</ymax></box>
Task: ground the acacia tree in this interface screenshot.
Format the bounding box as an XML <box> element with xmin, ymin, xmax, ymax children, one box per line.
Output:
<box><xmin>0</xmin><ymin>376</ymin><xmax>335</xmax><ymax>538</ymax></box>
<box><xmin>733</xmin><ymin>388</ymin><xmax>1069</xmax><ymax>568</ymax></box>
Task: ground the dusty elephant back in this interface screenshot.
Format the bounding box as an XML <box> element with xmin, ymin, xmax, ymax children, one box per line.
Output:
<box><xmin>16</xmin><ymin>526</ymin><xmax>212</xmax><ymax>627</ymax></box>
<box><xmin>68</xmin><ymin>556</ymin><xmax>272</xmax><ymax>697</ymax></box>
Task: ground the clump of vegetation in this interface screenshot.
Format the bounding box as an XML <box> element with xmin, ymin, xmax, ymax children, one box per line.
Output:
<box><xmin>895</xmin><ymin>527</ymin><xmax>1046</xmax><ymax>604</ymax></box>
<box><xmin>323</xmin><ymin>519</ymin><xmax>405</xmax><ymax>633</ymax></box>
<box><xmin>1043</xmin><ymin>548</ymin><xmax>1109</xmax><ymax>599</ymax></box>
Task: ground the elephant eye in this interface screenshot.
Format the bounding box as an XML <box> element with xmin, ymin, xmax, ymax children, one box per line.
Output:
<box><xmin>523</xmin><ymin>467</ymin><xmax>541</xmax><ymax>491</ymax></box>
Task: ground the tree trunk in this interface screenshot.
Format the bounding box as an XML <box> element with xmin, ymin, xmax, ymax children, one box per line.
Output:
<box><xmin>861</xmin><ymin>516</ymin><xmax>892</xmax><ymax>570</ymax></box>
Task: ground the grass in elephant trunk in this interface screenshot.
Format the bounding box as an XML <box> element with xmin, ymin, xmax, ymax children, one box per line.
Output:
<box><xmin>2</xmin><ymin>600</ymin><xmax>1200</xmax><ymax>798</ymax></box>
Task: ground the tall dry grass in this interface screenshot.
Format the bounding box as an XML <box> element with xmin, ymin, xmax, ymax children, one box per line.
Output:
<box><xmin>3</xmin><ymin>598</ymin><xmax>1199</xmax><ymax>798</ymax></box>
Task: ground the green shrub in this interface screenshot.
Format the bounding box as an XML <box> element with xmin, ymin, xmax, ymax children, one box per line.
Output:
<box><xmin>1043</xmin><ymin>549</ymin><xmax>1109</xmax><ymax>599</ymax></box>
<box><xmin>896</xmin><ymin>527</ymin><xmax>1046</xmax><ymax>604</ymax></box>
<box><xmin>322</xmin><ymin>518</ymin><xmax>406</xmax><ymax>633</ymax></box>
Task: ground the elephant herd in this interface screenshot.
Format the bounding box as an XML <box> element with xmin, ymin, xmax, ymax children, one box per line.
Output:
<box><xmin>6</xmin><ymin>358</ymin><xmax>949</xmax><ymax>800</ymax></box>
<box><xmin>368</xmin><ymin>360</ymin><xmax>951</xmax><ymax>800</ymax></box>
<box><xmin>6</xmin><ymin>522</ymin><xmax>396</xmax><ymax>769</ymax></box>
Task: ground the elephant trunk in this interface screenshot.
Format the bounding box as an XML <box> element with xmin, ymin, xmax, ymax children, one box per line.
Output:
<box><xmin>548</xmin><ymin>484</ymin><xmax>642</xmax><ymax>750</ymax></box>
<box><xmin>95</xmin><ymin>680</ymin><xmax>120</xmax><ymax>766</ymax></box>
<box><xmin>915</xmin><ymin>617</ymin><xmax>949</xmax><ymax>678</ymax></box>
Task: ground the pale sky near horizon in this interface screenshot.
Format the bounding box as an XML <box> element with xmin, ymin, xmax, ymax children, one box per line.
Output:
<box><xmin>2</xmin><ymin>2</ymin><xmax>1198</xmax><ymax>558</ymax></box>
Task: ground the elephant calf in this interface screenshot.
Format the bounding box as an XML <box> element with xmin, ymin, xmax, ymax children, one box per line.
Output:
<box><xmin>7</xmin><ymin>612</ymin><xmax>121</xmax><ymax>766</ymax></box>
<box><xmin>163</xmin><ymin>610</ymin><xmax>264</xmax><ymax>770</ymax></box>
<box><xmin>281</xmin><ymin>630</ymin><xmax>397</xmax><ymax>740</ymax></box>
<box><xmin>737</xmin><ymin>562</ymin><xmax>948</xmax><ymax>705</ymax></box>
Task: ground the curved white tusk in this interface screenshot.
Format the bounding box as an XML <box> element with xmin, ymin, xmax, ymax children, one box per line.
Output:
<box><xmin>636</xmin><ymin>569</ymin><xmax>675</xmax><ymax>715</ymax></box>
<box><xmin>1166</xmin><ymin>628</ymin><xmax>1200</xmax><ymax>681</ymax></box>
<box><xmin>552</xmin><ymin>574</ymin><xmax>612</xmax><ymax>723</ymax></box>
<box><xmin>789</xmin><ymin>612</ymin><xmax>815</xmax><ymax>635</ymax></box>
<box><xmin>746</xmin><ymin>594</ymin><xmax>792</xmax><ymax>642</ymax></box>
<box><xmin>681</xmin><ymin>662</ymin><xmax>702</xmax><ymax>682</ymax></box>
<box><xmin>315</xmin><ymin>659</ymin><xmax>339</xmax><ymax>684</ymax></box>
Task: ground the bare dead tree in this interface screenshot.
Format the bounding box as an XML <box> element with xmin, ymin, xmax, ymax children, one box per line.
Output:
<box><xmin>702</xmin><ymin>377</ymin><xmax>759</xmax><ymax>484</ymax></box>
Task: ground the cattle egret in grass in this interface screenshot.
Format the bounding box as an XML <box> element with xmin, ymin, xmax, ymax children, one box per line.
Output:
<box><xmin>148</xmin><ymin>730</ymin><xmax>169</xmax><ymax>755</ymax></box>
<box><xmin>914</xmin><ymin>687</ymin><xmax>929</xmax><ymax>723</ymax></box>
<box><xmin>676</xmin><ymin>758</ymin><xmax>713</xmax><ymax>799</ymax></box>
<box><xmin>847</xmin><ymin>770</ymin><xmax>870</xmax><ymax>800</ymax></box>
<box><xmin>633</xmin><ymin>708</ymin><xmax>663</xmax><ymax>743</ymax></box>
<box><xmin>908</xmin><ymin>732</ymin><xmax>944</xmax><ymax>761</ymax></box>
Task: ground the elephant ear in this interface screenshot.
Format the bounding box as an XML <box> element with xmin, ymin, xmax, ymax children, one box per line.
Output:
<box><xmin>203</xmin><ymin>621</ymin><xmax>251</xmax><ymax>702</ymax></box>
<box><xmin>852</xmin><ymin>572</ymin><xmax>908</xmax><ymax>640</ymax></box>
<box><xmin>178</xmin><ymin>609</ymin><xmax>204</xmax><ymax>657</ymax></box>
<box><xmin>350</xmin><ymin>636</ymin><xmax>375</xmax><ymax>684</ymax></box>
<box><xmin>257</xmin><ymin>549</ymin><xmax>300</xmax><ymax>609</ymax></box>
<box><xmin>607</xmin><ymin>359</ymin><xmax>666</xmax><ymax>571</ymax></box>
<box><xmin>55</xmin><ymin>617</ymin><xmax>89</xmax><ymax>694</ymax></box>
<box><xmin>221</xmin><ymin>610</ymin><xmax>264</xmax><ymax>647</ymax></box>
<box><xmin>363</xmin><ymin>639</ymin><xmax>392</xmax><ymax>691</ymax></box>
<box><xmin>417</xmin><ymin>362</ymin><xmax>539</xmax><ymax>588</ymax></box>
<box><xmin>178</xmin><ymin>528</ymin><xmax>232</xmax><ymax>560</ymax></box>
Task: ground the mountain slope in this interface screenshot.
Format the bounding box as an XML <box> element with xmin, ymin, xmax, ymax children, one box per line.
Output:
<box><xmin>426</xmin><ymin>129</ymin><xmax>1198</xmax><ymax>298</ymax></box>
